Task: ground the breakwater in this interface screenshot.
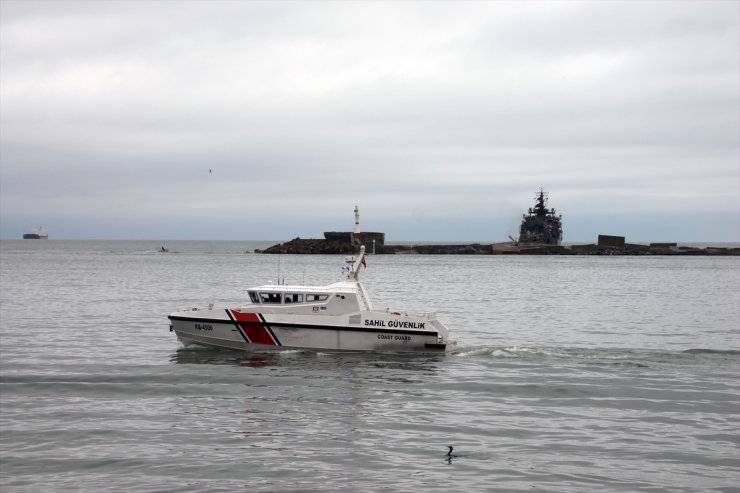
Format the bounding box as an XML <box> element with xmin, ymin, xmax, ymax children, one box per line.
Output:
<box><xmin>490</xmin><ymin>243</ymin><xmax>739</xmax><ymax>256</ymax></box>
<box><xmin>258</xmin><ymin>238</ymin><xmax>739</xmax><ymax>256</ymax></box>
<box><xmin>258</xmin><ymin>238</ymin><xmax>360</xmax><ymax>255</ymax></box>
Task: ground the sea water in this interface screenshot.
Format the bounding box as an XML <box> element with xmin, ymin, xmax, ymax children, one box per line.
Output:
<box><xmin>1</xmin><ymin>240</ymin><xmax>738</xmax><ymax>492</ymax></box>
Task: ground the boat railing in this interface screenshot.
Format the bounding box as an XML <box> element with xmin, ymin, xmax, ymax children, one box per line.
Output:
<box><xmin>255</xmin><ymin>285</ymin><xmax>341</xmax><ymax>294</ymax></box>
<box><xmin>384</xmin><ymin>309</ymin><xmax>437</xmax><ymax>320</ymax></box>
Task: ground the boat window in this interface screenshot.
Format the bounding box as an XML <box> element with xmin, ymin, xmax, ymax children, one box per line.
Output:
<box><xmin>259</xmin><ymin>292</ymin><xmax>282</xmax><ymax>304</ymax></box>
<box><xmin>284</xmin><ymin>293</ymin><xmax>303</xmax><ymax>304</ymax></box>
<box><xmin>306</xmin><ymin>294</ymin><xmax>329</xmax><ymax>302</ymax></box>
<box><xmin>248</xmin><ymin>291</ymin><xmax>260</xmax><ymax>303</ymax></box>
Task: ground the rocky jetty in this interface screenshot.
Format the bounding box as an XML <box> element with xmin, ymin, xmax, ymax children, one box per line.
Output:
<box><xmin>258</xmin><ymin>237</ymin><xmax>359</xmax><ymax>255</ymax></box>
<box><xmin>384</xmin><ymin>244</ymin><xmax>493</xmax><ymax>255</ymax></box>
<box><xmin>259</xmin><ymin>239</ymin><xmax>739</xmax><ymax>256</ymax></box>
<box><xmin>491</xmin><ymin>243</ymin><xmax>739</xmax><ymax>256</ymax></box>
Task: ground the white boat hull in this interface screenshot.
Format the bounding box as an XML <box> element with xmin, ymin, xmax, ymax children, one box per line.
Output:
<box><xmin>169</xmin><ymin>308</ymin><xmax>452</xmax><ymax>353</ymax></box>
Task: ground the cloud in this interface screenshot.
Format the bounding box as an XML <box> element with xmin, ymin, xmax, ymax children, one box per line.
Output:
<box><xmin>1</xmin><ymin>0</ymin><xmax>738</xmax><ymax>241</ymax></box>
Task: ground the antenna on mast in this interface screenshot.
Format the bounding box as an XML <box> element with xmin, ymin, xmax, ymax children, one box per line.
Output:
<box><xmin>276</xmin><ymin>255</ymin><xmax>284</xmax><ymax>285</ymax></box>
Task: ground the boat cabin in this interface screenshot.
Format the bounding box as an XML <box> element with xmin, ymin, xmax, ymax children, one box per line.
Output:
<box><xmin>245</xmin><ymin>281</ymin><xmax>372</xmax><ymax>314</ymax></box>
<box><xmin>248</xmin><ymin>290</ymin><xmax>331</xmax><ymax>305</ymax></box>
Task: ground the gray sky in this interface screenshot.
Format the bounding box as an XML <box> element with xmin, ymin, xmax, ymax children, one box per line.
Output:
<box><xmin>1</xmin><ymin>0</ymin><xmax>738</xmax><ymax>242</ymax></box>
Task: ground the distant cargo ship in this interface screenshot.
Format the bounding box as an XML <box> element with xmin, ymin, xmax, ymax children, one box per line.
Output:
<box><xmin>23</xmin><ymin>226</ymin><xmax>48</xmax><ymax>239</ymax></box>
<box><xmin>518</xmin><ymin>190</ymin><xmax>562</xmax><ymax>245</ymax></box>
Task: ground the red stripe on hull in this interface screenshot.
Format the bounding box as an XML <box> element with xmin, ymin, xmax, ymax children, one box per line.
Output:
<box><xmin>229</xmin><ymin>310</ymin><xmax>277</xmax><ymax>346</ymax></box>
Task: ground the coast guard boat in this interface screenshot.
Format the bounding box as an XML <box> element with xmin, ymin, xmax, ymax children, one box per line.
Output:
<box><xmin>168</xmin><ymin>246</ymin><xmax>454</xmax><ymax>353</ymax></box>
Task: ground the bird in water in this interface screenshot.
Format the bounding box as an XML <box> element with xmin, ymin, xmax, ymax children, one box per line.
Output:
<box><xmin>446</xmin><ymin>446</ymin><xmax>458</xmax><ymax>458</ymax></box>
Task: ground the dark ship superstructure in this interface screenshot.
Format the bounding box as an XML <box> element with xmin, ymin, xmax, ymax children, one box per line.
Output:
<box><xmin>22</xmin><ymin>226</ymin><xmax>48</xmax><ymax>239</ymax></box>
<box><xmin>518</xmin><ymin>190</ymin><xmax>563</xmax><ymax>245</ymax></box>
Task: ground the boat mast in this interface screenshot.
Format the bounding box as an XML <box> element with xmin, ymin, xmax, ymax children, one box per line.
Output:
<box><xmin>534</xmin><ymin>189</ymin><xmax>547</xmax><ymax>215</ymax></box>
<box><xmin>346</xmin><ymin>245</ymin><xmax>373</xmax><ymax>309</ymax></box>
<box><xmin>345</xmin><ymin>245</ymin><xmax>366</xmax><ymax>281</ymax></box>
